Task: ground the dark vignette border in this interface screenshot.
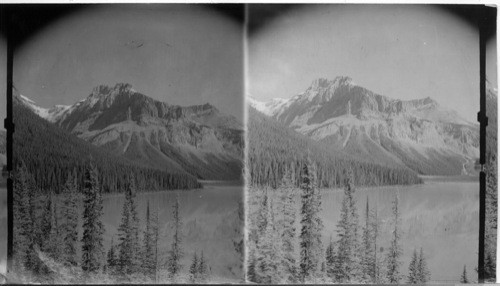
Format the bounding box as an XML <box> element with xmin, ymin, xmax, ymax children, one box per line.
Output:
<box><xmin>0</xmin><ymin>3</ymin><xmax>497</xmax><ymax>284</ymax></box>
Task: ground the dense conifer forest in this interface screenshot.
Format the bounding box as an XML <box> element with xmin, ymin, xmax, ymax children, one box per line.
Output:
<box><xmin>12</xmin><ymin>162</ymin><xmax>213</xmax><ymax>283</ymax></box>
<box><xmin>248</xmin><ymin>107</ymin><xmax>423</xmax><ymax>188</ymax></box>
<box><xmin>247</xmin><ymin>158</ymin><xmax>430</xmax><ymax>284</ymax></box>
<box><xmin>13</xmin><ymin>101</ymin><xmax>201</xmax><ymax>194</ymax></box>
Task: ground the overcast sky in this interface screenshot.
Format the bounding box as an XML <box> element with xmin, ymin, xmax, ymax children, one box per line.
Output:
<box><xmin>249</xmin><ymin>5</ymin><xmax>486</xmax><ymax>122</ymax></box>
<box><xmin>13</xmin><ymin>5</ymin><xmax>243</xmax><ymax>120</ymax></box>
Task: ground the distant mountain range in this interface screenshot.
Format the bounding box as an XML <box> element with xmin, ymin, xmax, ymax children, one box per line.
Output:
<box><xmin>17</xmin><ymin>83</ymin><xmax>243</xmax><ymax>181</ymax></box>
<box><xmin>250</xmin><ymin>76</ymin><xmax>480</xmax><ymax>176</ymax></box>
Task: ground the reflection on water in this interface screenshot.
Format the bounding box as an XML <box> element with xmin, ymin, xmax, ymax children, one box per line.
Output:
<box><xmin>97</xmin><ymin>184</ymin><xmax>243</xmax><ymax>280</ymax></box>
<box><xmin>320</xmin><ymin>179</ymin><xmax>479</xmax><ymax>282</ymax></box>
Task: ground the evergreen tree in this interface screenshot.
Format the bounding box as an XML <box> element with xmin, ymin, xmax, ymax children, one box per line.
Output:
<box><xmin>189</xmin><ymin>251</ymin><xmax>199</xmax><ymax>282</ymax></box>
<box><xmin>46</xmin><ymin>197</ymin><xmax>63</xmax><ymax>260</ymax></box>
<box><xmin>198</xmin><ymin>250</ymin><xmax>208</xmax><ymax>281</ymax></box>
<box><xmin>142</xmin><ymin>201</ymin><xmax>156</xmax><ymax>280</ymax></box>
<box><xmin>299</xmin><ymin>155</ymin><xmax>324</xmax><ymax>282</ymax></box>
<box><xmin>370</xmin><ymin>207</ymin><xmax>381</xmax><ymax>283</ymax></box>
<box><xmin>60</xmin><ymin>172</ymin><xmax>79</xmax><ymax>266</ymax></box>
<box><xmin>81</xmin><ymin>161</ymin><xmax>105</xmax><ymax>275</ymax></box>
<box><xmin>106</xmin><ymin>237</ymin><xmax>118</xmax><ymax>276</ymax></box>
<box><xmin>256</xmin><ymin>189</ymin><xmax>269</xmax><ymax>240</ymax></box>
<box><xmin>12</xmin><ymin>161</ymin><xmax>36</xmax><ymax>275</ymax></box>
<box><xmin>279</xmin><ymin>166</ymin><xmax>298</xmax><ymax>283</ymax></box>
<box><xmin>386</xmin><ymin>193</ymin><xmax>403</xmax><ymax>283</ymax></box>
<box><xmin>167</xmin><ymin>195</ymin><xmax>184</xmax><ymax>280</ymax></box>
<box><xmin>152</xmin><ymin>209</ymin><xmax>160</xmax><ymax>283</ymax></box>
<box><xmin>117</xmin><ymin>177</ymin><xmax>141</xmax><ymax>278</ymax></box>
<box><xmin>256</xmin><ymin>200</ymin><xmax>283</xmax><ymax>283</ymax></box>
<box><xmin>325</xmin><ymin>237</ymin><xmax>337</xmax><ymax>281</ymax></box>
<box><xmin>460</xmin><ymin>265</ymin><xmax>469</xmax><ymax>283</ymax></box>
<box><xmin>361</xmin><ymin>197</ymin><xmax>375</xmax><ymax>282</ymax></box>
<box><xmin>334</xmin><ymin>169</ymin><xmax>361</xmax><ymax>282</ymax></box>
<box><xmin>40</xmin><ymin>192</ymin><xmax>54</xmax><ymax>252</ymax></box>
<box><xmin>417</xmin><ymin>248</ymin><xmax>430</xmax><ymax>283</ymax></box>
<box><xmin>407</xmin><ymin>249</ymin><xmax>419</xmax><ymax>284</ymax></box>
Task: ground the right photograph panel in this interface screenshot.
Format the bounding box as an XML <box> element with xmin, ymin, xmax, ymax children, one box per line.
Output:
<box><xmin>246</xmin><ymin>4</ymin><xmax>486</xmax><ymax>284</ymax></box>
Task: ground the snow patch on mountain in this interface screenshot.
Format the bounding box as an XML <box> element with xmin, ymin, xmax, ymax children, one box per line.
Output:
<box><xmin>247</xmin><ymin>96</ymin><xmax>288</xmax><ymax>117</ymax></box>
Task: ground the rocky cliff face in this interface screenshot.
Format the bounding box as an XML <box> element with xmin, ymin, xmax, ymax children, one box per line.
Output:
<box><xmin>18</xmin><ymin>83</ymin><xmax>243</xmax><ymax>180</ymax></box>
<box><xmin>250</xmin><ymin>77</ymin><xmax>479</xmax><ymax>175</ymax></box>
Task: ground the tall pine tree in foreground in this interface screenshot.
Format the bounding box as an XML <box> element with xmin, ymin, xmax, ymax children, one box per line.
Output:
<box><xmin>81</xmin><ymin>161</ymin><xmax>105</xmax><ymax>275</ymax></box>
<box><xmin>117</xmin><ymin>176</ymin><xmax>141</xmax><ymax>278</ymax></box>
<box><xmin>386</xmin><ymin>193</ymin><xmax>402</xmax><ymax>284</ymax></box>
<box><xmin>334</xmin><ymin>169</ymin><xmax>361</xmax><ymax>283</ymax></box>
<box><xmin>167</xmin><ymin>195</ymin><xmax>184</xmax><ymax>280</ymax></box>
<box><xmin>106</xmin><ymin>237</ymin><xmax>118</xmax><ymax>276</ymax></box>
<box><xmin>256</xmin><ymin>200</ymin><xmax>282</xmax><ymax>283</ymax></box>
<box><xmin>279</xmin><ymin>166</ymin><xmax>298</xmax><ymax>283</ymax></box>
<box><xmin>299</xmin><ymin>155</ymin><xmax>324</xmax><ymax>282</ymax></box>
<box><xmin>370</xmin><ymin>207</ymin><xmax>381</xmax><ymax>283</ymax></box>
<box><xmin>12</xmin><ymin>161</ymin><xmax>36</xmax><ymax>276</ymax></box>
<box><xmin>325</xmin><ymin>237</ymin><xmax>337</xmax><ymax>281</ymax></box>
<box><xmin>60</xmin><ymin>172</ymin><xmax>79</xmax><ymax>267</ymax></box>
<box><xmin>142</xmin><ymin>200</ymin><xmax>156</xmax><ymax>280</ymax></box>
<box><xmin>361</xmin><ymin>198</ymin><xmax>375</xmax><ymax>283</ymax></box>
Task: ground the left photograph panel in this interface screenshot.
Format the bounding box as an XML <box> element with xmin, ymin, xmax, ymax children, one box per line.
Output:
<box><xmin>5</xmin><ymin>4</ymin><xmax>245</xmax><ymax>284</ymax></box>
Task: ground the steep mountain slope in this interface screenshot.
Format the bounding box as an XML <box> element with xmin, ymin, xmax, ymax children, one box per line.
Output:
<box><xmin>250</xmin><ymin>77</ymin><xmax>479</xmax><ymax>176</ymax></box>
<box><xmin>248</xmin><ymin>106</ymin><xmax>422</xmax><ymax>188</ymax></box>
<box><xmin>13</xmin><ymin>95</ymin><xmax>201</xmax><ymax>193</ymax></box>
<box><xmin>19</xmin><ymin>83</ymin><xmax>243</xmax><ymax>180</ymax></box>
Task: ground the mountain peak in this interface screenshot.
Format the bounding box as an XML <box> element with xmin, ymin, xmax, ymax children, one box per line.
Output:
<box><xmin>309</xmin><ymin>76</ymin><xmax>353</xmax><ymax>91</ymax></box>
<box><xmin>91</xmin><ymin>83</ymin><xmax>135</xmax><ymax>98</ymax></box>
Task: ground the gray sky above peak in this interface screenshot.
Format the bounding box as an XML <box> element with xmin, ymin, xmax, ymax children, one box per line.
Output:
<box><xmin>249</xmin><ymin>5</ymin><xmax>493</xmax><ymax>123</ymax></box>
<box><xmin>13</xmin><ymin>5</ymin><xmax>243</xmax><ymax>121</ymax></box>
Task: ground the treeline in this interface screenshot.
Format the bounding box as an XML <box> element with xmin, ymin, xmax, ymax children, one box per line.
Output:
<box><xmin>12</xmin><ymin>161</ymin><xmax>211</xmax><ymax>283</ymax></box>
<box><xmin>13</xmin><ymin>101</ymin><xmax>201</xmax><ymax>193</ymax></box>
<box><xmin>247</xmin><ymin>157</ymin><xmax>430</xmax><ymax>284</ymax></box>
<box><xmin>248</xmin><ymin>107</ymin><xmax>423</xmax><ymax>188</ymax></box>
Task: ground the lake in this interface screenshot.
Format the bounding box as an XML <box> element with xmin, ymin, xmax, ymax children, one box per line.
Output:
<box><xmin>100</xmin><ymin>182</ymin><xmax>244</xmax><ymax>281</ymax></box>
<box><xmin>319</xmin><ymin>177</ymin><xmax>479</xmax><ymax>283</ymax></box>
<box><xmin>250</xmin><ymin>176</ymin><xmax>479</xmax><ymax>283</ymax></box>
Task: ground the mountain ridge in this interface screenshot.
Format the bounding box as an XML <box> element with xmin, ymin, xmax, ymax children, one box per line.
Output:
<box><xmin>18</xmin><ymin>83</ymin><xmax>244</xmax><ymax>181</ymax></box>
<box><xmin>250</xmin><ymin>76</ymin><xmax>479</xmax><ymax>176</ymax></box>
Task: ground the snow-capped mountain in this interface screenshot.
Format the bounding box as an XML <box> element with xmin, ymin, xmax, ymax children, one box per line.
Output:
<box><xmin>247</xmin><ymin>96</ymin><xmax>288</xmax><ymax>117</ymax></box>
<box><xmin>17</xmin><ymin>83</ymin><xmax>244</xmax><ymax>180</ymax></box>
<box><xmin>251</xmin><ymin>76</ymin><xmax>480</xmax><ymax>176</ymax></box>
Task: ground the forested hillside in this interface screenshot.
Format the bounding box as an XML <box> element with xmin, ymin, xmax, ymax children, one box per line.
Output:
<box><xmin>248</xmin><ymin>107</ymin><xmax>422</xmax><ymax>188</ymax></box>
<box><xmin>19</xmin><ymin>83</ymin><xmax>244</xmax><ymax>181</ymax></box>
<box><xmin>13</xmin><ymin>99</ymin><xmax>201</xmax><ymax>193</ymax></box>
<box><xmin>251</xmin><ymin>77</ymin><xmax>479</xmax><ymax>176</ymax></box>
